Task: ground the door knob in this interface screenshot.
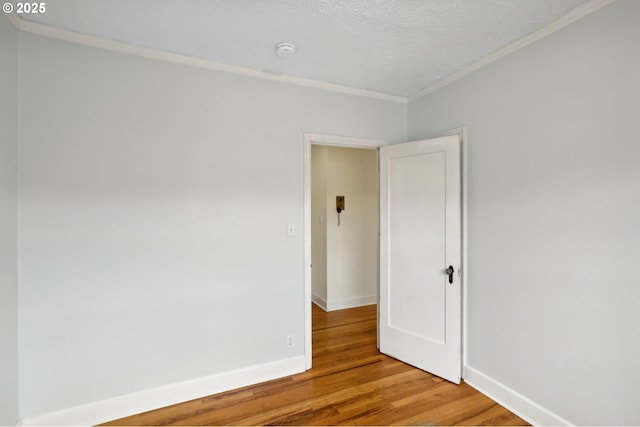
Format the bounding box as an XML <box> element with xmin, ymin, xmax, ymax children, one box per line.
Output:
<box><xmin>445</xmin><ymin>266</ymin><xmax>454</xmax><ymax>284</ymax></box>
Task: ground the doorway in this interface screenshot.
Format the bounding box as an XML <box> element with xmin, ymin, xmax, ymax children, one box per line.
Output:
<box><xmin>303</xmin><ymin>134</ymin><xmax>385</xmax><ymax>369</ymax></box>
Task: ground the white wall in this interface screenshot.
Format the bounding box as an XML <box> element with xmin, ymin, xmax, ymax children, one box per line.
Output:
<box><xmin>0</xmin><ymin>15</ymin><xmax>20</xmax><ymax>427</ymax></box>
<box><xmin>311</xmin><ymin>145</ymin><xmax>328</xmax><ymax>307</ymax></box>
<box><xmin>17</xmin><ymin>31</ymin><xmax>406</xmax><ymax>420</ymax></box>
<box><xmin>408</xmin><ymin>1</ymin><xmax>640</xmax><ymax>425</ymax></box>
<box><xmin>311</xmin><ymin>146</ymin><xmax>378</xmax><ymax>311</ymax></box>
<box><xmin>325</xmin><ymin>147</ymin><xmax>378</xmax><ymax>310</ymax></box>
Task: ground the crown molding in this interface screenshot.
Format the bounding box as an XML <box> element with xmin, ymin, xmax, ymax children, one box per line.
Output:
<box><xmin>409</xmin><ymin>0</ymin><xmax>617</xmax><ymax>102</ymax></box>
<box><xmin>11</xmin><ymin>15</ymin><xmax>407</xmax><ymax>104</ymax></box>
<box><xmin>6</xmin><ymin>12</ymin><xmax>21</xmax><ymax>29</ymax></box>
<box><xmin>9</xmin><ymin>0</ymin><xmax>616</xmax><ymax>105</ymax></box>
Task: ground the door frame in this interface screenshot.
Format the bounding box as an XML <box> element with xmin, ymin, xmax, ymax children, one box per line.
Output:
<box><xmin>303</xmin><ymin>133</ymin><xmax>386</xmax><ymax>369</ymax></box>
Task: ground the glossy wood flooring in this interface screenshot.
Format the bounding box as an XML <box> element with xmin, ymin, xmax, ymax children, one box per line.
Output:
<box><xmin>103</xmin><ymin>304</ymin><xmax>528</xmax><ymax>426</ymax></box>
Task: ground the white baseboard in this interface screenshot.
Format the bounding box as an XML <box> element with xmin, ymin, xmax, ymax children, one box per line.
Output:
<box><xmin>326</xmin><ymin>295</ymin><xmax>376</xmax><ymax>311</ymax></box>
<box><xmin>312</xmin><ymin>292</ymin><xmax>328</xmax><ymax>311</ymax></box>
<box><xmin>19</xmin><ymin>356</ymin><xmax>306</xmax><ymax>426</ymax></box>
<box><xmin>311</xmin><ymin>294</ymin><xmax>376</xmax><ymax>312</ymax></box>
<box><xmin>464</xmin><ymin>365</ymin><xmax>573</xmax><ymax>426</ymax></box>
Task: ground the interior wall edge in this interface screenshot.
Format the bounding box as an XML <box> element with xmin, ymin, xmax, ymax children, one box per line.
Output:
<box><xmin>0</xmin><ymin>12</ymin><xmax>20</xmax><ymax>427</ymax></box>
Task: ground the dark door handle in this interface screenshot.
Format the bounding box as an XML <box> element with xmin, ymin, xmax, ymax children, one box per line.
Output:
<box><xmin>445</xmin><ymin>266</ymin><xmax>454</xmax><ymax>284</ymax></box>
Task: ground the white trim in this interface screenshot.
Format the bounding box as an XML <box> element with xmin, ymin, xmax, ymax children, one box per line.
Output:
<box><xmin>6</xmin><ymin>13</ymin><xmax>21</xmax><ymax>29</ymax></box>
<box><xmin>312</xmin><ymin>296</ymin><xmax>377</xmax><ymax>313</ymax></box>
<box><xmin>10</xmin><ymin>16</ymin><xmax>405</xmax><ymax>104</ymax></box>
<box><xmin>304</xmin><ymin>133</ymin><xmax>387</xmax><ymax>149</ymax></box>
<box><xmin>327</xmin><ymin>296</ymin><xmax>376</xmax><ymax>312</ymax></box>
<box><xmin>303</xmin><ymin>133</ymin><xmax>385</xmax><ymax>370</ymax></box>
<box><xmin>409</xmin><ymin>0</ymin><xmax>617</xmax><ymax>101</ymax></box>
<box><xmin>326</xmin><ymin>296</ymin><xmax>377</xmax><ymax>312</ymax></box>
<box><xmin>464</xmin><ymin>366</ymin><xmax>573</xmax><ymax>426</ymax></box>
<box><xmin>312</xmin><ymin>292</ymin><xmax>328</xmax><ymax>311</ymax></box>
<box><xmin>9</xmin><ymin>0</ymin><xmax>613</xmax><ymax>103</ymax></box>
<box><xmin>19</xmin><ymin>356</ymin><xmax>305</xmax><ymax>427</ymax></box>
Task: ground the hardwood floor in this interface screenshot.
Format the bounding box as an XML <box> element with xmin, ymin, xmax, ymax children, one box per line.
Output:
<box><xmin>103</xmin><ymin>304</ymin><xmax>528</xmax><ymax>426</ymax></box>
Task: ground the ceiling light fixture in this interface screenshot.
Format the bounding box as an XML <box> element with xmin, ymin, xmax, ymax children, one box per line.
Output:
<box><xmin>275</xmin><ymin>42</ymin><xmax>296</xmax><ymax>58</ymax></box>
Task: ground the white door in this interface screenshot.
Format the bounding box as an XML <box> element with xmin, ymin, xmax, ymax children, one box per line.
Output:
<box><xmin>379</xmin><ymin>135</ymin><xmax>461</xmax><ymax>384</ymax></box>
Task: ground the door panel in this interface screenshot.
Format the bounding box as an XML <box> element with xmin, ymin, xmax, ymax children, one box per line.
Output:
<box><xmin>379</xmin><ymin>135</ymin><xmax>461</xmax><ymax>383</ymax></box>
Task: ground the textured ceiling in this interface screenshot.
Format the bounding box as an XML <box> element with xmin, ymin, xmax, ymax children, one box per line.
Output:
<box><xmin>20</xmin><ymin>0</ymin><xmax>590</xmax><ymax>97</ymax></box>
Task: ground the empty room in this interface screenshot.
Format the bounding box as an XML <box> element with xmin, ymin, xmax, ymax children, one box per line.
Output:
<box><xmin>1</xmin><ymin>0</ymin><xmax>639</xmax><ymax>425</ymax></box>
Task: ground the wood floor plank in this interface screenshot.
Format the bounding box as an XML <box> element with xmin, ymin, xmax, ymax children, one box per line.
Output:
<box><xmin>102</xmin><ymin>304</ymin><xmax>528</xmax><ymax>426</ymax></box>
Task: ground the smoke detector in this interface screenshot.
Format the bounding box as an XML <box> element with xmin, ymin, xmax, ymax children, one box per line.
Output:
<box><xmin>275</xmin><ymin>42</ymin><xmax>296</xmax><ymax>58</ymax></box>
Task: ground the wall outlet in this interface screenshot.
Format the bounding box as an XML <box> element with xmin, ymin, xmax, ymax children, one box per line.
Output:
<box><xmin>286</xmin><ymin>335</ymin><xmax>295</xmax><ymax>348</ymax></box>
